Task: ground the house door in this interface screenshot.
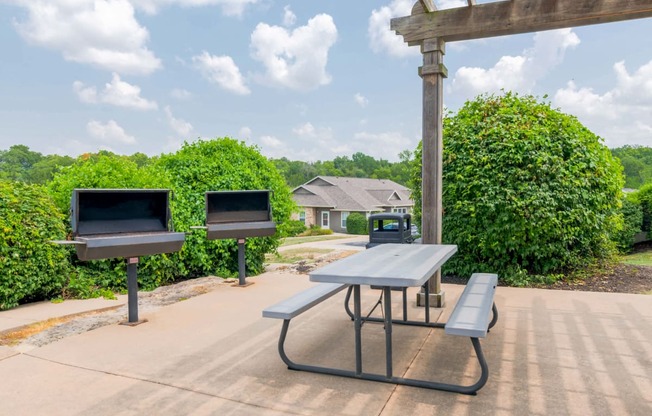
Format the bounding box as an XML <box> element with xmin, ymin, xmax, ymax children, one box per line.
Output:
<box><xmin>321</xmin><ymin>211</ymin><xmax>330</xmax><ymax>229</ymax></box>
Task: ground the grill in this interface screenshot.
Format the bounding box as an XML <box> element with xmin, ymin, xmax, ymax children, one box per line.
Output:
<box><xmin>195</xmin><ymin>190</ymin><xmax>276</xmax><ymax>286</ymax></box>
<box><xmin>205</xmin><ymin>190</ymin><xmax>276</xmax><ymax>240</ymax></box>
<box><xmin>53</xmin><ymin>189</ymin><xmax>186</xmax><ymax>325</ymax></box>
<box><xmin>70</xmin><ymin>189</ymin><xmax>185</xmax><ymax>260</ymax></box>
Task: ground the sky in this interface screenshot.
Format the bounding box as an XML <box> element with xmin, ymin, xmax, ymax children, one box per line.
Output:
<box><xmin>0</xmin><ymin>0</ymin><xmax>651</xmax><ymax>163</ymax></box>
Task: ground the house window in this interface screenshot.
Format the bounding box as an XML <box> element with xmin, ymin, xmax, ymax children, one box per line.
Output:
<box><xmin>299</xmin><ymin>211</ymin><xmax>306</xmax><ymax>224</ymax></box>
<box><xmin>341</xmin><ymin>211</ymin><xmax>349</xmax><ymax>229</ymax></box>
<box><xmin>392</xmin><ymin>207</ymin><xmax>408</xmax><ymax>214</ymax></box>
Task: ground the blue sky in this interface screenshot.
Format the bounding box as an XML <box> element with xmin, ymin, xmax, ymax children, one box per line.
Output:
<box><xmin>1</xmin><ymin>0</ymin><xmax>650</xmax><ymax>162</ymax></box>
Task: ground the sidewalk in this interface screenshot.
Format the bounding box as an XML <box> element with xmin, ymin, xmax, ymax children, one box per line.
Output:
<box><xmin>1</xmin><ymin>267</ymin><xmax>650</xmax><ymax>415</ymax></box>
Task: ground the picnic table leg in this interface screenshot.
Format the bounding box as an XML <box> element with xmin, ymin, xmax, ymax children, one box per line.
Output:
<box><xmin>383</xmin><ymin>287</ymin><xmax>393</xmax><ymax>378</ymax></box>
<box><xmin>488</xmin><ymin>302</ymin><xmax>498</xmax><ymax>330</ymax></box>
<box><xmin>354</xmin><ymin>285</ymin><xmax>362</xmax><ymax>375</ymax></box>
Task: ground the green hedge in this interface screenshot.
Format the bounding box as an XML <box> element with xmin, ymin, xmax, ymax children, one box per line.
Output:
<box><xmin>410</xmin><ymin>92</ymin><xmax>623</xmax><ymax>285</ymax></box>
<box><xmin>612</xmin><ymin>195</ymin><xmax>643</xmax><ymax>253</ymax></box>
<box><xmin>157</xmin><ymin>138</ymin><xmax>295</xmax><ymax>278</ymax></box>
<box><xmin>637</xmin><ymin>183</ymin><xmax>652</xmax><ymax>235</ymax></box>
<box><xmin>0</xmin><ymin>181</ymin><xmax>71</xmax><ymax>309</ymax></box>
<box><xmin>346</xmin><ymin>212</ymin><xmax>368</xmax><ymax>235</ymax></box>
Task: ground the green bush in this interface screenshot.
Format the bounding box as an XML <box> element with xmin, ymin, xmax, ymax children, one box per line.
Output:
<box><xmin>612</xmin><ymin>195</ymin><xmax>643</xmax><ymax>253</ymax></box>
<box><xmin>411</xmin><ymin>92</ymin><xmax>623</xmax><ymax>285</ymax></box>
<box><xmin>636</xmin><ymin>183</ymin><xmax>652</xmax><ymax>235</ymax></box>
<box><xmin>157</xmin><ymin>138</ymin><xmax>294</xmax><ymax>278</ymax></box>
<box><xmin>282</xmin><ymin>220</ymin><xmax>307</xmax><ymax>237</ymax></box>
<box><xmin>346</xmin><ymin>212</ymin><xmax>368</xmax><ymax>235</ymax></box>
<box><xmin>0</xmin><ymin>181</ymin><xmax>71</xmax><ymax>309</ymax></box>
<box><xmin>301</xmin><ymin>225</ymin><xmax>334</xmax><ymax>236</ymax></box>
<box><xmin>47</xmin><ymin>152</ymin><xmax>176</xmax><ymax>294</ymax></box>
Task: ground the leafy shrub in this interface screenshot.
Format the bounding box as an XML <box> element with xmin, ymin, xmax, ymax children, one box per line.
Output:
<box><xmin>346</xmin><ymin>212</ymin><xmax>368</xmax><ymax>235</ymax></box>
<box><xmin>0</xmin><ymin>181</ymin><xmax>71</xmax><ymax>309</ymax></box>
<box><xmin>282</xmin><ymin>220</ymin><xmax>307</xmax><ymax>237</ymax></box>
<box><xmin>300</xmin><ymin>225</ymin><xmax>334</xmax><ymax>236</ymax></box>
<box><xmin>411</xmin><ymin>92</ymin><xmax>623</xmax><ymax>285</ymax></box>
<box><xmin>47</xmin><ymin>152</ymin><xmax>176</xmax><ymax>294</ymax></box>
<box><xmin>157</xmin><ymin>138</ymin><xmax>294</xmax><ymax>278</ymax></box>
<box><xmin>636</xmin><ymin>183</ymin><xmax>652</xmax><ymax>235</ymax></box>
<box><xmin>612</xmin><ymin>195</ymin><xmax>643</xmax><ymax>253</ymax></box>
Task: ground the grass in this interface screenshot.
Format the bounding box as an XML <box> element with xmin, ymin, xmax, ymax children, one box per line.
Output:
<box><xmin>620</xmin><ymin>251</ymin><xmax>652</xmax><ymax>267</ymax></box>
<box><xmin>280</xmin><ymin>235</ymin><xmax>352</xmax><ymax>247</ymax></box>
<box><xmin>265</xmin><ymin>248</ymin><xmax>333</xmax><ymax>264</ymax></box>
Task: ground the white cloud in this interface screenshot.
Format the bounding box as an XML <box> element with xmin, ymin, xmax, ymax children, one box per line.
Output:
<box><xmin>451</xmin><ymin>29</ymin><xmax>580</xmax><ymax>97</ymax></box>
<box><xmin>238</xmin><ymin>126</ymin><xmax>252</xmax><ymax>138</ymax></box>
<box><xmin>368</xmin><ymin>0</ymin><xmax>418</xmax><ymax>58</ymax></box>
<box><xmin>164</xmin><ymin>106</ymin><xmax>193</xmax><ymax>137</ymax></box>
<box><xmin>292</xmin><ymin>122</ymin><xmax>316</xmax><ymax>137</ymax></box>
<box><xmin>282</xmin><ymin>5</ymin><xmax>296</xmax><ymax>27</ymax></box>
<box><xmin>131</xmin><ymin>0</ymin><xmax>259</xmax><ymax>17</ymax></box>
<box><xmin>72</xmin><ymin>81</ymin><xmax>98</xmax><ymax>104</ymax></box>
<box><xmin>438</xmin><ymin>0</ymin><xmax>467</xmax><ymax>10</ymax></box>
<box><xmin>170</xmin><ymin>88</ymin><xmax>192</xmax><ymax>100</ymax></box>
<box><xmin>554</xmin><ymin>60</ymin><xmax>652</xmax><ymax>148</ymax></box>
<box><xmin>260</xmin><ymin>135</ymin><xmax>283</xmax><ymax>148</ymax></box>
<box><xmin>87</xmin><ymin>120</ymin><xmax>136</xmax><ymax>145</ymax></box>
<box><xmin>192</xmin><ymin>51</ymin><xmax>251</xmax><ymax>95</ymax></box>
<box><xmin>250</xmin><ymin>14</ymin><xmax>338</xmax><ymax>91</ymax></box>
<box><xmin>11</xmin><ymin>0</ymin><xmax>161</xmax><ymax>75</ymax></box>
<box><xmin>73</xmin><ymin>73</ymin><xmax>158</xmax><ymax>110</ymax></box>
<box><xmin>354</xmin><ymin>93</ymin><xmax>369</xmax><ymax>108</ymax></box>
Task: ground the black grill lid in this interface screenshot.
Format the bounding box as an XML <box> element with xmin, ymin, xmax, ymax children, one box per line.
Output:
<box><xmin>72</xmin><ymin>189</ymin><xmax>171</xmax><ymax>236</ymax></box>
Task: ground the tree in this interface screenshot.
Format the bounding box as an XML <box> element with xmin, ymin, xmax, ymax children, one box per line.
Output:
<box><xmin>25</xmin><ymin>154</ymin><xmax>75</xmax><ymax>184</ymax></box>
<box><xmin>611</xmin><ymin>145</ymin><xmax>652</xmax><ymax>189</ymax></box>
<box><xmin>411</xmin><ymin>92</ymin><xmax>624</xmax><ymax>285</ymax></box>
<box><xmin>0</xmin><ymin>144</ymin><xmax>44</xmax><ymax>182</ymax></box>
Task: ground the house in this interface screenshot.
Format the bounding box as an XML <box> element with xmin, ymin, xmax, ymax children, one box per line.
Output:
<box><xmin>291</xmin><ymin>176</ymin><xmax>414</xmax><ymax>233</ymax></box>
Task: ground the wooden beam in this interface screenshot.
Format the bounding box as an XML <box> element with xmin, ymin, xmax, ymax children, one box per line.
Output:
<box><xmin>392</xmin><ymin>0</ymin><xmax>652</xmax><ymax>43</ymax></box>
<box><xmin>467</xmin><ymin>0</ymin><xmax>476</xmax><ymax>6</ymax></box>
<box><xmin>419</xmin><ymin>0</ymin><xmax>437</xmax><ymax>13</ymax></box>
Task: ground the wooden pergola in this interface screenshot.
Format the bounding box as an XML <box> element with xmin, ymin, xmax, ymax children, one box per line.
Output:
<box><xmin>391</xmin><ymin>0</ymin><xmax>652</xmax><ymax>306</ymax></box>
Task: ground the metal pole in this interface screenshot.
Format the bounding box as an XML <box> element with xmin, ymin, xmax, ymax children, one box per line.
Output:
<box><xmin>383</xmin><ymin>287</ymin><xmax>393</xmax><ymax>378</ymax></box>
<box><xmin>354</xmin><ymin>285</ymin><xmax>362</xmax><ymax>376</ymax></box>
<box><xmin>126</xmin><ymin>257</ymin><xmax>139</xmax><ymax>323</ymax></box>
<box><xmin>238</xmin><ymin>238</ymin><xmax>246</xmax><ymax>286</ymax></box>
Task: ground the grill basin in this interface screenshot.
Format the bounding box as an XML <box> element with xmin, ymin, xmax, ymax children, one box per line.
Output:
<box><xmin>70</xmin><ymin>189</ymin><xmax>185</xmax><ymax>261</ymax></box>
<box><xmin>205</xmin><ymin>190</ymin><xmax>276</xmax><ymax>239</ymax></box>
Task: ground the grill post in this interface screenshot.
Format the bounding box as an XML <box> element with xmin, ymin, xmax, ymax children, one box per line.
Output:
<box><xmin>122</xmin><ymin>257</ymin><xmax>147</xmax><ymax>326</ymax></box>
<box><xmin>237</xmin><ymin>238</ymin><xmax>249</xmax><ymax>286</ymax></box>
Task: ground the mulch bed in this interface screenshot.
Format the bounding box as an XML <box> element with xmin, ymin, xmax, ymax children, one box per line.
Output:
<box><xmin>443</xmin><ymin>242</ymin><xmax>652</xmax><ymax>295</ymax></box>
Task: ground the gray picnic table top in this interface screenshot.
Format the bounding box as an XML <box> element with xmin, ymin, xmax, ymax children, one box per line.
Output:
<box><xmin>309</xmin><ymin>243</ymin><xmax>458</xmax><ymax>287</ymax></box>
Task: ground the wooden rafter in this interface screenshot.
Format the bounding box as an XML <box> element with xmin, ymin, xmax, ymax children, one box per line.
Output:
<box><xmin>419</xmin><ymin>0</ymin><xmax>436</xmax><ymax>13</ymax></box>
<box><xmin>393</xmin><ymin>0</ymin><xmax>652</xmax><ymax>43</ymax></box>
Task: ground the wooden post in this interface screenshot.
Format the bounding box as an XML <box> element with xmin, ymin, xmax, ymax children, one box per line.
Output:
<box><xmin>418</xmin><ymin>38</ymin><xmax>447</xmax><ymax>308</ymax></box>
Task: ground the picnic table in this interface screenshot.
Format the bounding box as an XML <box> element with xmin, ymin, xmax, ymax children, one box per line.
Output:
<box><xmin>263</xmin><ymin>243</ymin><xmax>498</xmax><ymax>395</ymax></box>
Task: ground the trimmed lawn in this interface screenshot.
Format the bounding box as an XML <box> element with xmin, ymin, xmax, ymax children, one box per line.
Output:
<box><xmin>280</xmin><ymin>235</ymin><xmax>352</xmax><ymax>247</ymax></box>
<box><xmin>265</xmin><ymin>248</ymin><xmax>333</xmax><ymax>264</ymax></box>
<box><xmin>621</xmin><ymin>251</ymin><xmax>652</xmax><ymax>267</ymax></box>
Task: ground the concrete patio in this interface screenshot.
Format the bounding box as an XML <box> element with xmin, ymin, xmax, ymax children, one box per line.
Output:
<box><xmin>0</xmin><ymin>270</ymin><xmax>650</xmax><ymax>415</ymax></box>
